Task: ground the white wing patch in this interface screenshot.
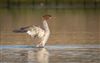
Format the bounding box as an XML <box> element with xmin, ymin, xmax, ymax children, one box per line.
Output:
<box><xmin>27</xmin><ymin>25</ymin><xmax>45</xmax><ymax>38</ymax></box>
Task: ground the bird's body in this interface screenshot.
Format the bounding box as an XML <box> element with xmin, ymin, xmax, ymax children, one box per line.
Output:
<box><xmin>26</xmin><ymin>20</ymin><xmax>50</xmax><ymax>47</ymax></box>
<box><xmin>13</xmin><ymin>15</ymin><xmax>51</xmax><ymax>47</ymax></box>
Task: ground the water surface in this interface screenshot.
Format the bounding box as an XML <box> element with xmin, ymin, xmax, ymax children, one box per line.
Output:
<box><xmin>0</xmin><ymin>45</ymin><xmax>100</xmax><ymax>63</ymax></box>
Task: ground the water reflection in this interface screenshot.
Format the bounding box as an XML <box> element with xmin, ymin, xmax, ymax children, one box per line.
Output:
<box><xmin>35</xmin><ymin>48</ymin><xmax>49</xmax><ymax>63</ymax></box>
<box><xmin>0</xmin><ymin>45</ymin><xmax>100</xmax><ymax>63</ymax></box>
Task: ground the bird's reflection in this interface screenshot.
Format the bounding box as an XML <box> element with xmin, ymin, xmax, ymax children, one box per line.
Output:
<box><xmin>35</xmin><ymin>48</ymin><xmax>49</xmax><ymax>63</ymax></box>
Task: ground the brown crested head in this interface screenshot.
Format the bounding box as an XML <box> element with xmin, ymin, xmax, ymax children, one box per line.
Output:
<box><xmin>42</xmin><ymin>14</ymin><xmax>52</xmax><ymax>20</ymax></box>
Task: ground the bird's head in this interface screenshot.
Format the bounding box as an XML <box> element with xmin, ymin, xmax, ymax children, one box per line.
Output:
<box><xmin>42</xmin><ymin>14</ymin><xmax>52</xmax><ymax>21</ymax></box>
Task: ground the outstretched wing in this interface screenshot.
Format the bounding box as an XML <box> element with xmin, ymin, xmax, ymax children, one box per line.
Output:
<box><xmin>13</xmin><ymin>25</ymin><xmax>45</xmax><ymax>38</ymax></box>
<box><xmin>13</xmin><ymin>29</ymin><xmax>27</xmax><ymax>33</ymax></box>
<box><xmin>20</xmin><ymin>25</ymin><xmax>32</xmax><ymax>30</ymax></box>
<box><xmin>13</xmin><ymin>25</ymin><xmax>32</xmax><ymax>33</ymax></box>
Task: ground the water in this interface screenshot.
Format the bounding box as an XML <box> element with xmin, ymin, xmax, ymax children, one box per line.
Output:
<box><xmin>0</xmin><ymin>45</ymin><xmax>100</xmax><ymax>63</ymax></box>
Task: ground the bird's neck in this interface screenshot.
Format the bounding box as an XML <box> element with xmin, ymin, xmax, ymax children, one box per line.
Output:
<box><xmin>42</xmin><ymin>19</ymin><xmax>49</xmax><ymax>31</ymax></box>
<box><xmin>43</xmin><ymin>20</ymin><xmax>47</xmax><ymax>22</ymax></box>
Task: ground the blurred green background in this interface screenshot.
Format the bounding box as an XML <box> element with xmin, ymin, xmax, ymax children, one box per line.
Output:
<box><xmin>0</xmin><ymin>0</ymin><xmax>100</xmax><ymax>45</ymax></box>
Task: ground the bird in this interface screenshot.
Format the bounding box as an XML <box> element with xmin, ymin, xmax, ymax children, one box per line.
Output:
<box><xmin>13</xmin><ymin>15</ymin><xmax>51</xmax><ymax>47</ymax></box>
